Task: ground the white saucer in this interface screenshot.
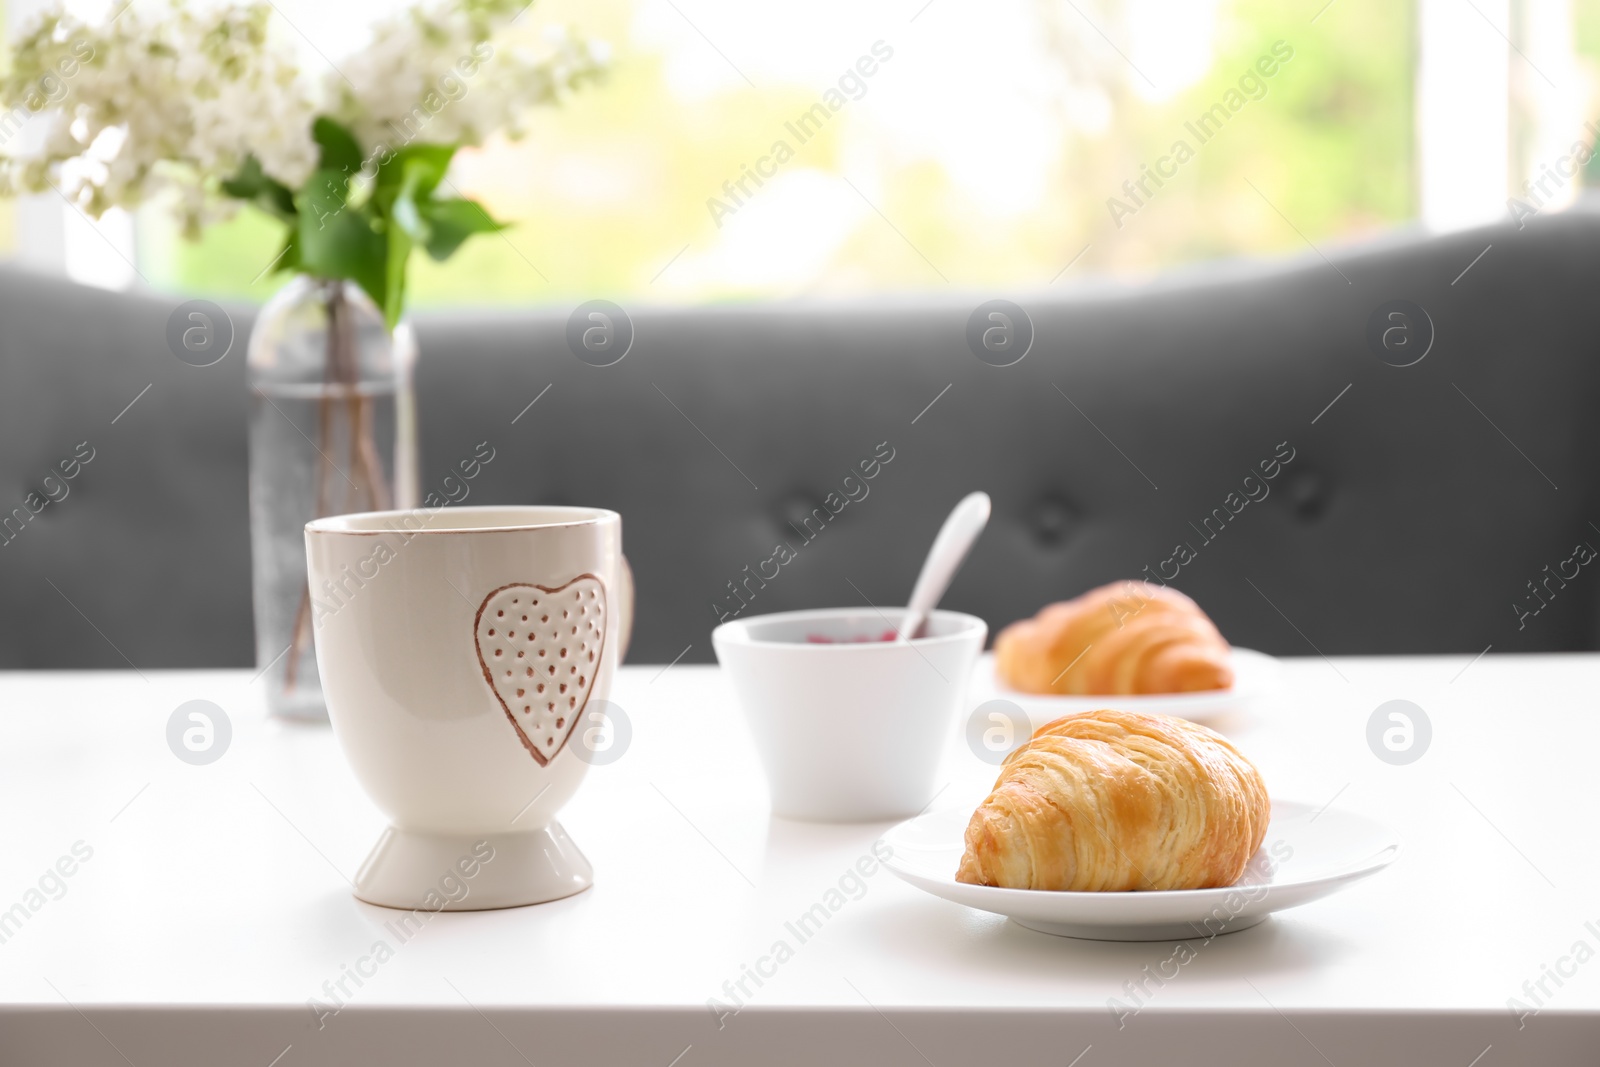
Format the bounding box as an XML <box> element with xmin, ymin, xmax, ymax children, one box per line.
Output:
<box><xmin>878</xmin><ymin>800</ymin><xmax>1398</xmax><ymax>941</ymax></box>
<box><xmin>969</xmin><ymin>647</ymin><xmax>1280</xmax><ymax>725</ymax></box>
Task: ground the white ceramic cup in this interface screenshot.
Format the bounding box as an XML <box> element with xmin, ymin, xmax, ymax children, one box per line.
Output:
<box><xmin>712</xmin><ymin>608</ymin><xmax>987</xmax><ymax>822</ymax></box>
<box><xmin>305</xmin><ymin>505</ymin><xmax>624</xmax><ymax>910</ymax></box>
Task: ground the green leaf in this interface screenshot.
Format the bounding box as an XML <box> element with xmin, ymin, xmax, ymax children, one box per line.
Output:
<box><xmin>373</xmin><ymin>142</ymin><xmax>457</xmax><ymax>211</ymax></box>
<box><xmin>390</xmin><ymin>160</ymin><xmax>431</xmax><ymax>245</ymax></box>
<box><xmin>312</xmin><ymin>116</ymin><xmax>365</xmax><ymax>178</ymax></box>
<box><xmin>219</xmin><ymin>155</ymin><xmax>296</xmax><ymax>224</ymax></box>
<box><xmin>368</xmin><ymin>146</ymin><xmax>466</xmax><ymax>321</ymax></box>
<box><xmin>416</xmin><ymin>197</ymin><xmax>505</xmax><ymax>261</ymax></box>
<box><xmin>296</xmin><ymin>167</ymin><xmax>387</xmax><ymax>312</ymax></box>
<box><xmin>384</xmin><ymin>220</ymin><xmax>411</xmax><ymax>332</ymax></box>
<box><xmin>272</xmin><ymin>229</ymin><xmax>300</xmax><ymax>275</ymax></box>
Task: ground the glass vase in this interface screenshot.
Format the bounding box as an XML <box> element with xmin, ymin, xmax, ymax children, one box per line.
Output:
<box><xmin>247</xmin><ymin>276</ymin><xmax>418</xmax><ymax>720</ymax></box>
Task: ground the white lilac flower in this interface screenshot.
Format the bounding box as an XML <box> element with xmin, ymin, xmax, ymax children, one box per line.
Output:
<box><xmin>0</xmin><ymin>1</ymin><xmax>317</xmax><ymax>229</ymax></box>
<box><xmin>0</xmin><ymin>0</ymin><xmax>604</xmax><ymax>229</ymax></box>
<box><xmin>327</xmin><ymin>2</ymin><xmax>606</xmax><ymax>156</ymax></box>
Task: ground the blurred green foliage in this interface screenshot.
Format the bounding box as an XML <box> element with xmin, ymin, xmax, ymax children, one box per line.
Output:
<box><xmin>1580</xmin><ymin>0</ymin><xmax>1600</xmax><ymax>186</ymax></box>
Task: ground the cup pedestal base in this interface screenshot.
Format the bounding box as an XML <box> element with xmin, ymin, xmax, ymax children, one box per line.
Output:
<box><xmin>353</xmin><ymin>822</ymin><xmax>593</xmax><ymax>911</ymax></box>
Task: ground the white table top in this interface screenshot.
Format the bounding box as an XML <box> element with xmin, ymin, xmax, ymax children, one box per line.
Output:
<box><xmin>1</xmin><ymin>654</ymin><xmax>1595</xmax><ymax>1066</ymax></box>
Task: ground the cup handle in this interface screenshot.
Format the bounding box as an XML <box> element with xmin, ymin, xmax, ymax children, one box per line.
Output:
<box><xmin>616</xmin><ymin>554</ymin><xmax>634</xmax><ymax>663</ymax></box>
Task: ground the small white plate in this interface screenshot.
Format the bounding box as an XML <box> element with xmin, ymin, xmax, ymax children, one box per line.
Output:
<box><xmin>879</xmin><ymin>800</ymin><xmax>1399</xmax><ymax>941</ymax></box>
<box><xmin>969</xmin><ymin>647</ymin><xmax>1280</xmax><ymax>725</ymax></box>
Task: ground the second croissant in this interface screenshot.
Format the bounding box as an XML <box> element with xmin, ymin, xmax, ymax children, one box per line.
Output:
<box><xmin>995</xmin><ymin>581</ymin><xmax>1233</xmax><ymax>695</ymax></box>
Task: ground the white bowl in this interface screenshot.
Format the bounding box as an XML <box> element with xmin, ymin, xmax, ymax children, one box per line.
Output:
<box><xmin>712</xmin><ymin>608</ymin><xmax>987</xmax><ymax>822</ymax></box>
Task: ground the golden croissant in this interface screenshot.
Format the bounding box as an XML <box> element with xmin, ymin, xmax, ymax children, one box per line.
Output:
<box><xmin>995</xmin><ymin>581</ymin><xmax>1232</xmax><ymax>695</ymax></box>
<box><xmin>956</xmin><ymin>709</ymin><xmax>1269</xmax><ymax>892</ymax></box>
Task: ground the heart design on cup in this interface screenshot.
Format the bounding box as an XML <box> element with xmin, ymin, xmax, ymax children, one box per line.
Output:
<box><xmin>474</xmin><ymin>576</ymin><xmax>608</xmax><ymax>765</ymax></box>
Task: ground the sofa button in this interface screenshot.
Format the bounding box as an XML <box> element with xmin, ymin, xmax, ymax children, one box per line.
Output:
<box><xmin>1032</xmin><ymin>496</ymin><xmax>1080</xmax><ymax>546</ymax></box>
<box><xmin>777</xmin><ymin>494</ymin><xmax>820</xmax><ymax>537</ymax></box>
<box><xmin>1284</xmin><ymin>469</ymin><xmax>1327</xmax><ymax>520</ymax></box>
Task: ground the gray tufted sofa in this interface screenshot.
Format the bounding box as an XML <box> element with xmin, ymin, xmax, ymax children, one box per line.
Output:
<box><xmin>3</xmin><ymin>206</ymin><xmax>1599</xmax><ymax>669</ymax></box>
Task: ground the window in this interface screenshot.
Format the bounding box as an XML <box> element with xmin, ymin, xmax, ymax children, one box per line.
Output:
<box><xmin>4</xmin><ymin>0</ymin><xmax>1596</xmax><ymax>304</ymax></box>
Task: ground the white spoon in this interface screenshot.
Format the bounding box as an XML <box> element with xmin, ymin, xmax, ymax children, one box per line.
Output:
<box><xmin>899</xmin><ymin>491</ymin><xmax>992</xmax><ymax>641</ymax></box>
